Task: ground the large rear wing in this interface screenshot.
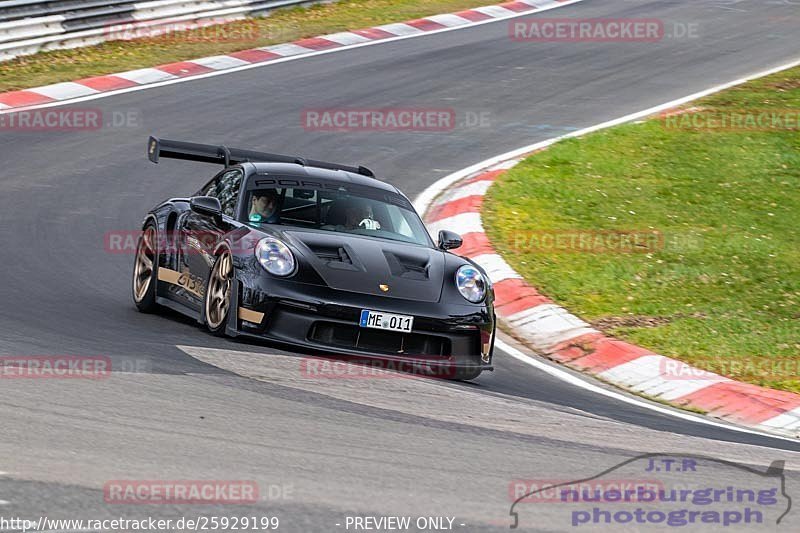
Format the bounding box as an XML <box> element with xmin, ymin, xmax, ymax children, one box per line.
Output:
<box><xmin>147</xmin><ymin>136</ymin><xmax>375</xmax><ymax>178</ymax></box>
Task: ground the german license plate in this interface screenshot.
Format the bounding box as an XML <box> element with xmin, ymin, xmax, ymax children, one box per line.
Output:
<box><xmin>359</xmin><ymin>310</ymin><xmax>414</xmax><ymax>333</ymax></box>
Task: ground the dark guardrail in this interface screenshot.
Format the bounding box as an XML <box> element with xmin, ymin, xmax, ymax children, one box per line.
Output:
<box><xmin>0</xmin><ymin>0</ymin><xmax>330</xmax><ymax>61</ymax></box>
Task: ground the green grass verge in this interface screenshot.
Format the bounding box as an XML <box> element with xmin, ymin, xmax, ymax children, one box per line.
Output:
<box><xmin>484</xmin><ymin>67</ymin><xmax>800</xmax><ymax>393</ymax></box>
<box><xmin>0</xmin><ymin>0</ymin><xmax>495</xmax><ymax>92</ymax></box>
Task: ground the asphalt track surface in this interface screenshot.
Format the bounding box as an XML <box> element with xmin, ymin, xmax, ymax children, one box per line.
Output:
<box><xmin>1</xmin><ymin>0</ymin><xmax>800</xmax><ymax>530</ymax></box>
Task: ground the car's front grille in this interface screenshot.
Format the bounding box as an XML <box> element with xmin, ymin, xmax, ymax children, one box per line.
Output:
<box><xmin>308</xmin><ymin>321</ymin><xmax>450</xmax><ymax>356</ymax></box>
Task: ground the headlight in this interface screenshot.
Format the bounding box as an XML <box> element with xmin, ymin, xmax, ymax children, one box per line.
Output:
<box><xmin>455</xmin><ymin>265</ymin><xmax>487</xmax><ymax>303</ymax></box>
<box><xmin>255</xmin><ymin>237</ymin><xmax>296</xmax><ymax>277</ymax></box>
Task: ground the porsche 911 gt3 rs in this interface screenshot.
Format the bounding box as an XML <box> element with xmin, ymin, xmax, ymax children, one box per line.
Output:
<box><xmin>133</xmin><ymin>137</ymin><xmax>495</xmax><ymax>380</ymax></box>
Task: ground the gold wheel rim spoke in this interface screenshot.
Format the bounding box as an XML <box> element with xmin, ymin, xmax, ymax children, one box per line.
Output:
<box><xmin>206</xmin><ymin>252</ymin><xmax>232</xmax><ymax>329</ymax></box>
<box><xmin>220</xmin><ymin>254</ymin><xmax>232</xmax><ymax>278</ymax></box>
<box><xmin>133</xmin><ymin>229</ymin><xmax>156</xmax><ymax>302</ymax></box>
<box><xmin>142</xmin><ymin>229</ymin><xmax>154</xmax><ymax>254</ymax></box>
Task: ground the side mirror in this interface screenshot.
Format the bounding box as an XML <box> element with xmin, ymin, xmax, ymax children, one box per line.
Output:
<box><xmin>438</xmin><ymin>230</ymin><xmax>463</xmax><ymax>251</ymax></box>
<box><xmin>189</xmin><ymin>196</ymin><xmax>222</xmax><ymax>217</ymax></box>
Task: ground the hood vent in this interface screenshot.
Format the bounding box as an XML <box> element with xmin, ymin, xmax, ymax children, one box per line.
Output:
<box><xmin>309</xmin><ymin>243</ymin><xmax>360</xmax><ymax>271</ymax></box>
<box><xmin>384</xmin><ymin>251</ymin><xmax>430</xmax><ymax>281</ymax></box>
<box><xmin>282</xmin><ymin>229</ymin><xmax>444</xmax><ymax>302</ymax></box>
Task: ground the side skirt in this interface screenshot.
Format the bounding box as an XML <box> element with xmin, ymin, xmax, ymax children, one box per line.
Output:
<box><xmin>156</xmin><ymin>296</ymin><xmax>201</xmax><ymax>322</ymax></box>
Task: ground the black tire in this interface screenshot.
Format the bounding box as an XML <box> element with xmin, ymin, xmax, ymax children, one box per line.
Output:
<box><xmin>450</xmin><ymin>363</ymin><xmax>483</xmax><ymax>381</ymax></box>
<box><xmin>132</xmin><ymin>223</ymin><xmax>160</xmax><ymax>313</ymax></box>
<box><xmin>203</xmin><ymin>249</ymin><xmax>233</xmax><ymax>336</ymax></box>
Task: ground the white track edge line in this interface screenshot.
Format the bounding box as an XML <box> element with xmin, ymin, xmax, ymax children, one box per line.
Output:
<box><xmin>495</xmin><ymin>339</ymin><xmax>799</xmax><ymax>444</ymax></box>
<box><xmin>0</xmin><ymin>0</ymin><xmax>587</xmax><ymax>114</ymax></box>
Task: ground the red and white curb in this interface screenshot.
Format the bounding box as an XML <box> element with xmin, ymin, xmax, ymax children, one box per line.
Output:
<box><xmin>0</xmin><ymin>0</ymin><xmax>579</xmax><ymax>112</ymax></box>
<box><xmin>422</xmin><ymin>153</ymin><xmax>800</xmax><ymax>439</ymax></box>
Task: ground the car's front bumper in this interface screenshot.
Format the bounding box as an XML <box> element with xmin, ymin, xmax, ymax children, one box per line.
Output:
<box><xmin>227</xmin><ymin>276</ymin><xmax>495</xmax><ymax>371</ymax></box>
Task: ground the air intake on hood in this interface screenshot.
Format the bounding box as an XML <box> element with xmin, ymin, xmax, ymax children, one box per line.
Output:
<box><xmin>309</xmin><ymin>244</ymin><xmax>359</xmax><ymax>271</ymax></box>
<box><xmin>384</xmin><ymin>251</ymin><xmax>430</xmax><ymax>281</ymax></box>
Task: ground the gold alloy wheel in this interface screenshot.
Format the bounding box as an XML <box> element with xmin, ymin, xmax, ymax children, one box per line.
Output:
<box><xmin>205</xmin><ymin>251</ymin><xmax>233</xmax><ymax>330</ymax></box>
<box><xmin>133</xmin><ymin>226</ymin><xmax>156</xmax><ymax>303</ymax></box>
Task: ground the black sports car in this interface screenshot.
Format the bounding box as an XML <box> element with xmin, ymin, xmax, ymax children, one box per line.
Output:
<box><xmin>133</xmin><ymin>137</ymin><xmax>495</xmax><ymax>380</ymax></box>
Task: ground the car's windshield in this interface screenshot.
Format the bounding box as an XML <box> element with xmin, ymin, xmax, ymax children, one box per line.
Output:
<box><xmin>242</xmin><ymin>185</ymin><xmax>432</xmax><ymax>246</ymax></box>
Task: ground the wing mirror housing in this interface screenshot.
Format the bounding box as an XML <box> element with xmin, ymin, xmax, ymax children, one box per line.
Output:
<box><xmin>438</xmin><ymin>230</ymin><xmax>463</xmax><ymax>251</ymax></box>
<box><xmin>190</xmin><ymin>196</ymin><xmax>222</xmax><ymax>217</ymax></box>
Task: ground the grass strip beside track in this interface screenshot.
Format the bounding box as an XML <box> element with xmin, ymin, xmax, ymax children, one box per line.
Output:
<box><xmin>484</xmin><ymin>66</ymin><xmax>800</xmax><ymax>393</ymax></box>
<box><xmin>0</xmin><ymin>0</ymin><xmax>499</xmax><ymax>92</ymax></box>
